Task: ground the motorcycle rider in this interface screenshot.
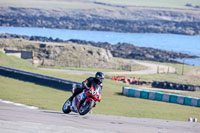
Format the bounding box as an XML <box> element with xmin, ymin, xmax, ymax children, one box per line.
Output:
<box><xmin>68</xmin><ymin>72</ymin><xmax>104</xmax><ymax>104</ymax></box>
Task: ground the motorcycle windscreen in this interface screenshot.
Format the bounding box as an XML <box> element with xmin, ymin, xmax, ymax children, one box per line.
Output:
<box><xmin>92</xmin><ymin>82</ymin><xmax>102</xmax><ymax>93</ymax></box>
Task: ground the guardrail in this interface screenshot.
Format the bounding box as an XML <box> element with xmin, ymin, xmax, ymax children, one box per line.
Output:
<box><xmin>0</xmin><ymin>66</ymin><xmax>81</xmax><ymax>91</ymax></box>
<box><xmin>122</xmin><ymin>87</ymin><xmax>200</xmax><ymax>107</ymax></box>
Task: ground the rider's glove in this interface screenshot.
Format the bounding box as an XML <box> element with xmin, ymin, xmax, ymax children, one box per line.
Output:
<box><xmin>85</xmin><ymin>86</ymin><xmax>90</xmax><ymax>90</ymax></box>
<box><xmin>82</xmin><ymin>81</ymin><xmax>90</xmax><ymax>90</ymax></box>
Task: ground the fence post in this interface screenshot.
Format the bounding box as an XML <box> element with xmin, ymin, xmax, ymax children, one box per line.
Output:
<box><xmin>167</xmin><ymin>66</ymin><xmax>169</xmax><ymax>73</ymax></box>
<box><xmin>157</xmin><ymin>65</ymin><xmax>159</xmax><ymax>74</ymax></box>
<box><xmin>182</xmin><ymin>59</ymin><xmax>185</xmax><ymax>75</ymax></box>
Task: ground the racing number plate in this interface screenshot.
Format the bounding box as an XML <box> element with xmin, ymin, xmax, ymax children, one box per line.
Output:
<box><xmin>90</xmin><ymin>89</ymin><xmax>96</xmax><ymax>96</ymax></box>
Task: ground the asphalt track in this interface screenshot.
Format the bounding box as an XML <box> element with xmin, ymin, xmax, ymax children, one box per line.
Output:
<box><xmin>41</xmin><ymin>60</ymin><xmax>176</xmax><ymax>75</ymax></box>
<box><xmin>0</xmin><ymin>101</ymin><xmax>200</xmax><ymax>133</ymax></box>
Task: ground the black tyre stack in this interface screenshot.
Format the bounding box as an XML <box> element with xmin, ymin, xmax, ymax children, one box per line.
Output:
<box><xmin>152</xmin><ymin>81</ymin><xmax>199</xmax><ymax>91</ymax></box>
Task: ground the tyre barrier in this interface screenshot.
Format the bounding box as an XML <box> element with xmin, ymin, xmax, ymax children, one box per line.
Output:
<box><xmin>0</xmin><ymin>65</ymin><xmax>81</xmax><ymax>91</ymax></box>
<box><xmin>122</xmin><ymin>87</ymin><xmax>200</xmax><ymax>107</ymax></box>
<box><xmin>152</xmin><ymin>81</ymin><xmax>200</xmax><ymax>91</ymax></box>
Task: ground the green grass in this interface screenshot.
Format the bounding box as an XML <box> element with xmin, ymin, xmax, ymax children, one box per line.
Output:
<box><xmin>120</xmin><ymin>60</ymin><xmax>200</xmax><ymax>86</ymax></box>
<box><xmin>127</xmin><ymin>73</ymin><xmax>200</xmax><ymax>86</ymax></box>
<box><xmin>0</xmin><ymin>0</ymin><xmax>199</xmax><ymax>9</ymax></box>
<box><xmin>0</xmin><ymin>76</ymin><xmax>69</xmax><ymax>110</ymax></box>
<box><xmin>40</xmin><ymin>60</ymin><xmax>147</xmax><ymax>72</ymax></box>
<box><xmin>1</xmin><ymin>51</ymin><xmax>200</xmax><ymax>121</ymax></box>
<box><xmin>143</xmin><ymin>60</ymin><xmax>200</xmax><ymax>74</ymax></box>
<box><xmin>93</xmin><ymin>0</ymin><xmax>200</xmax><ymax>9</ymax></box>
<box><xmin>0</xmin><ymin>52</ymin><xmax>37</xmax><ymax>71</ymax></box>
<box><xmin>0</xmin><ymin>0</ymin><xmax>105</xmax><ymax>9</ymax></box>
<box><xmin>0</xmin><ymin>75</ymin><xmax>200</xmax><ymax>122</ymax></box>
<box><xmin>41</xmin><ymin>66</ymin><xmax>126</xmax><ymax>72</ymax></box>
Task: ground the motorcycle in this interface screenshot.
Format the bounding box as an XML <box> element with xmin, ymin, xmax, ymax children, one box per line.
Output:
<box><xmin>62</xmin><ymin>83</ymin><xmax>102</xmax><ymax>115</ymax></box>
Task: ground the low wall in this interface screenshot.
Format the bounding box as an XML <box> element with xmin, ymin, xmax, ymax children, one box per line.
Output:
<box><xmin>122</xmin><ymin>87</ymin><xmax>200</xmax><ymax>107</ymax></box>
<box><xmin>0</xmin><ymin>66</ymin><xmax>81</xmax><ymax>91</ymax></box>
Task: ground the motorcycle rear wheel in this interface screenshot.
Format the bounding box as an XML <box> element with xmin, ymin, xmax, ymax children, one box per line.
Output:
<box><xmin>79</xmin><ymin>100</ymin><xmax>94</xmax><ymax>115</ymax></box>
<box><xmin>62</xmin><ymin>99</ymin><xmax>71</xmax><ymax>114</ymax></box>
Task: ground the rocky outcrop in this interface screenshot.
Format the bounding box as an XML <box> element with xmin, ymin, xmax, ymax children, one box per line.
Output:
<box><xmin>68</xmin><ymin>39</ymin><xmax>198</xmax><ymax>63</ymax></box>
<box><xmin>0</xmin><ymin>7</ymin><xmax>200</xmax><ymax>35</ymax></box>
<box><xmin>35</xmin><ymin>43</ymin><xmax>114</xmax><ymax>67</ymax></box>
<box><xmin>0</xmin><ymin>33</ymin><xmax>198</xmax><ymax>64</ymax></box>
<box><xmin>0</xmin><ymin>36</ymin><xmax>116</xmax><ymax>68</ymax></box>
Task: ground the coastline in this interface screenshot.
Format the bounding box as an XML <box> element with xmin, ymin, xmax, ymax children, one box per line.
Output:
<box><xmin>0</xmin><ymin>33</ymin><xmax>198</xmax><ymax>65</ymax></box>
<box><xmin>0</xmin><ymin>6</ymin><xmax>200</xmax><ymax>36</ymax></box>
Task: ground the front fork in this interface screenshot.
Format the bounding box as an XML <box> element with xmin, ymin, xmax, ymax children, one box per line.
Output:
<box><xmin>85</xmin><ymin>97</ymin><xmax>96</xmax><ymax>107</ymax></box>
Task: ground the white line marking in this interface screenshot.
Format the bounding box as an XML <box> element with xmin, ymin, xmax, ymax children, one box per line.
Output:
<box><xmin>0</xmin><ymin>99</ymin><xmax>39</xmax><ymax>110</ymax></box>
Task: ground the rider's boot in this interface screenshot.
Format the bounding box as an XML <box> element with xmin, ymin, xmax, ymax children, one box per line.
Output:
<box><xmin>68</xmin><ymin>87</ymin><xmax>83</xmax><ymax>105</ymax></box>
<box><xmin>68</xmin><ymin>95</ymin><xmax>74</xmax><ymax>106</ymax></box>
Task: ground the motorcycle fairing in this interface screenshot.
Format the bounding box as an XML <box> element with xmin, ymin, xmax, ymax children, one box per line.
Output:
<box><xmin>71</xmin><ymin>91</ymin><xmax>86</xmax><ymax>113</ymax></box>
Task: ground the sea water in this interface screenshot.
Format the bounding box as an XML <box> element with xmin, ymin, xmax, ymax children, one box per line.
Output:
<box><xmin>0</xmin><ymin>26</ymin><xmax>200</xmax><ymax>66</ymax></box>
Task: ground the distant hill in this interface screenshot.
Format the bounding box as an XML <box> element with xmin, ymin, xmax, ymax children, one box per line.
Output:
<box><xmin>0</xmin><ymin>0</ymin><xmax>200</xmax><ymax>35</ymax></box>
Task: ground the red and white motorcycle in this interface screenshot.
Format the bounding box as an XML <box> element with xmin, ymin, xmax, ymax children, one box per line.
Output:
<box><xmin>62</xmin><ymin>83</ymin><xmax>102</xmax><ymax>115</ymax></box>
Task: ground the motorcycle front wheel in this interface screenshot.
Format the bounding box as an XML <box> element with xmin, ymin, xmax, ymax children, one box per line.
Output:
<box><xmin>62</xmin><ymin>99</ymin><xmax>71</xmax><ymax>114</ymax></box>
<box><xmin>79</xmin><ymin>100</ymin><xmax>94</xmax><ymax>115</ymax></box>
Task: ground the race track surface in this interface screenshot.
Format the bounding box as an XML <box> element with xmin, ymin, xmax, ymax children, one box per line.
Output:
<box><xmin>41</xmin><ymin>60</ymin><xmax>176</xmax><ymax>75</ymax></box>
<box><xmin>0</xmin><ymin>101</ymin><xmax>199</xmax><ymax>133</ymax></box>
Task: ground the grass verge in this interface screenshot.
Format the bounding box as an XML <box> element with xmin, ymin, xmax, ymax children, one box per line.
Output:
<box><xmin>121</xmin><ymin>60</ymin><xmax>200</xmax><ymax>86</ymax></box>
<box><xmin>1</xmin><ymin>52</ymin><xmax>200</xmax><ymax>121</ymax></box>
<box><xmin>0</xmin><ymin>0</ymin><xmax>199</xmax><ymax>9</ymax></box>
<box><xmin>0</xmin><ymin>75</ymin><xmax>200</xmax><ymax>122</ymax></box>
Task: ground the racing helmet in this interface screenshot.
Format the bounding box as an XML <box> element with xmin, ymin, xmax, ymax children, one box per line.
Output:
<box><xmin>95</xmin><ymin>72</ymin><xmax>104</xmax><ymax>84</ymax></box>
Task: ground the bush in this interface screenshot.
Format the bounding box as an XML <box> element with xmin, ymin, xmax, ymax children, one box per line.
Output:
<box><xmin>194</xmin><ymin>5</ymin><xmax>200</xmax><ymax>8</ymax></box>
<box><xmin>185</xmin><ymin>3</ymin><xmax>192</xmax><ymax>7</ymax></box>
